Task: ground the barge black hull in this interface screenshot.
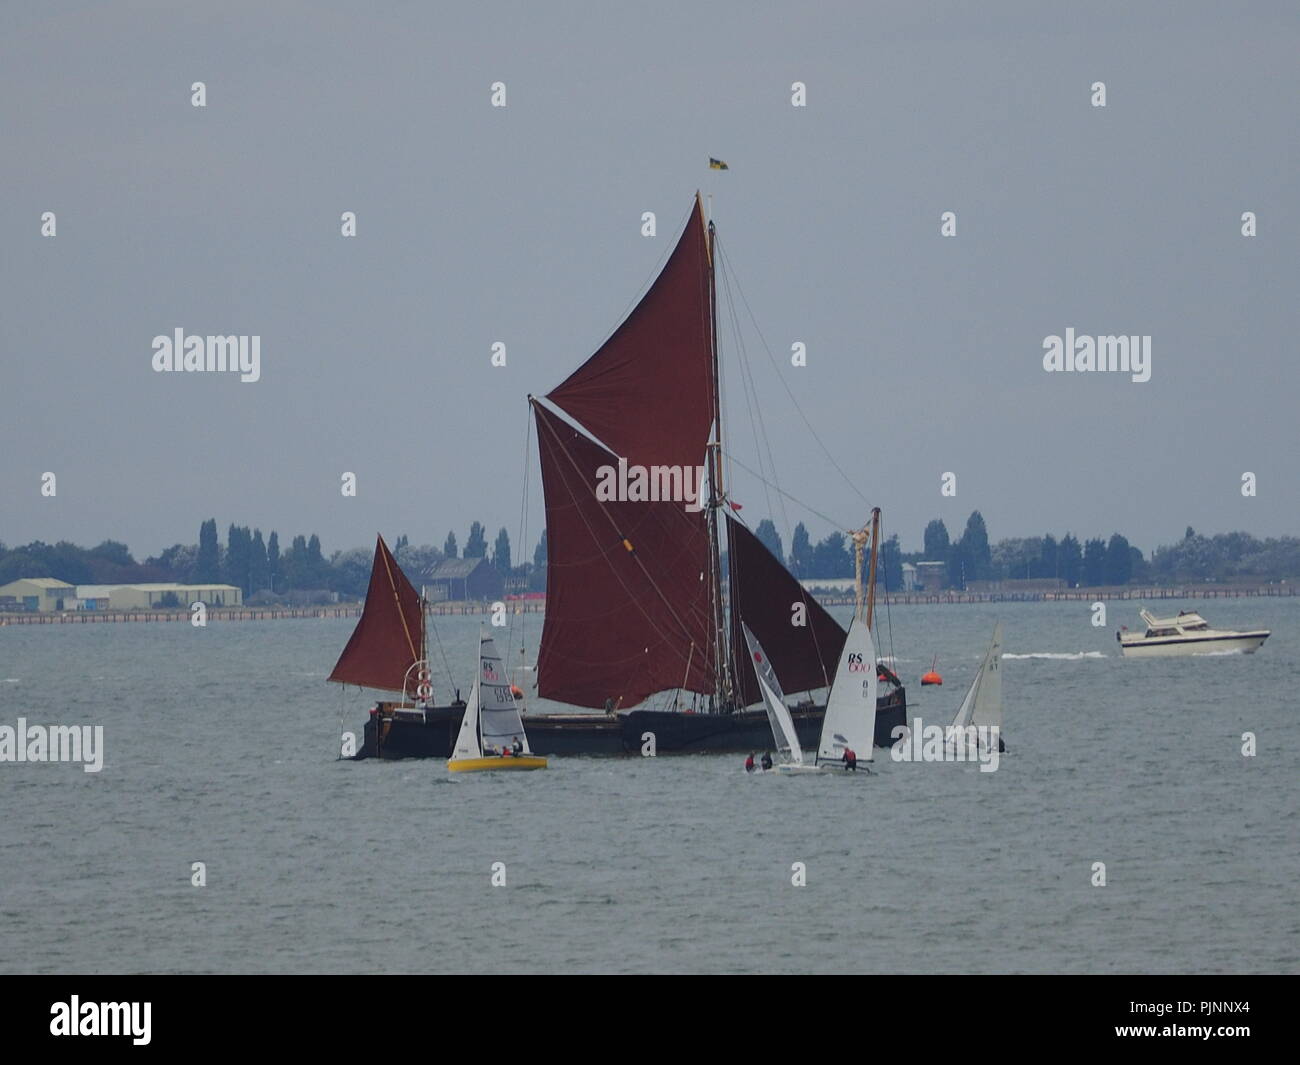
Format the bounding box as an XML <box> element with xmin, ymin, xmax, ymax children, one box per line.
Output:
<box><xmin>356</xmin><ymin>688</ymin><xmax>908</xmax><ymax>759</ymax></box>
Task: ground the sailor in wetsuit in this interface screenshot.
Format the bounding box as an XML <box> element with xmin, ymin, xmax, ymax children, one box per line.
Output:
<box><xmin>511</xmin><ymin>737</ymin><xmax>523</xmax><ymax>756</ymax></box>
<box><xmin>760</xmin><ymin>751</ymin><xmax>773</xmax><ymax>771</ymax></box>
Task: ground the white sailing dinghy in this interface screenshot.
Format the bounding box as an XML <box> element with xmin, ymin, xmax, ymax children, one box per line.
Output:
<box><xmin>946</xmin><ymin>624</ymin><xmax>1005</xmax><ymax>756</ymax></box>
<box><xmin>814</xmin><ymin>614</ymin><xmax>879</xmax><ymax>772</ymax></box>
<box><xmin>743</xmin><ymin>614</ymin><xmax>878</xmax><ymax>774</ymax></box>
<box><xmin>448</xmin><ymin>631</ymin><xmax>547</xmax><ymax>773</ymax></box>
<box><xmin>742</xmin><ymin>622</ymin><xmax>820</xmax><ymax>774</ymax></box>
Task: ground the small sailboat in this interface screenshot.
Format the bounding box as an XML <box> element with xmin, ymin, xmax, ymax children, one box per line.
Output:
<box><xmin>448</xmin><ymin>631</ymin><xmax>548</xmax><ymax>773</ymax></box>
<box><xmin>813</xmin><ymin>612</ymin><xmax>879</xmax><ymax>772</ymax></box>
<box><xmin>743</xmin><ymin>612</ymin><xmax>879</xmax><ymax>775</ymax></box>
<box><xmin>741</xmin><ymin>623</ymin><xmax>820</xmax><ymax>774</ymax></box>
<box><xmin>947</xmin><ymin>624</ymin><xmax>1005</xmax><ymax>755</ymax></box>
<box><xmin>741</xmin><ymin>522</ymin><xmax>881</xmax><ymax>775</ymax></box>
<box><xmin>330</xmin><ymin>534</ymin><xmax>468</xmax><ymax>760</ymax></box>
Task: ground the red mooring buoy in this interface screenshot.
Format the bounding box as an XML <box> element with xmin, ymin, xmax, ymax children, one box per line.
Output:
<box><xmin>921</xmin><ymin>653</ymin><xmax>943</xmax><ymax>686</ymax></box>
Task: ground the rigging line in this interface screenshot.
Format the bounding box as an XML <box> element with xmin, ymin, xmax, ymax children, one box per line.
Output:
<box><xmin>716</xmin><ymin>245</ymin><xmax>811</xmax><ymax>590</ymax></box>
<box><xmin>797</xmin><ymin>524</ymin><xmax>832</xmax><ymax>693</ymax></box>
<box><xmin>722</xmin><ymin>268</ymin><xmax>760</xmax><ymax>533</ymax></box>
<box><xmin>429</xmin><ymin>611</ymin><xmax>454</xmax><ymax>696</ymax></box>
<box><xmin>721</xmin><ymin>252</ymin><xmax>799</xmax><ymax>580</ymax></box>
<box><xmin>718</xmin><ymin>254</ymin><xmax>810</xmax><ymax>695</ymax></box>
<box><xmin>722</xmin><ymin>295</ymin><xmax>832</xmax><ymax>701</ymax></box>
<box><xmin>507</xmin><ymin>409</ymin><xmax>533</xmax><ymax>695</ymax></box>
<box><xmin>879</xmin><ymin>511</ymin><xmax>897</xmax><ymax>667</ymax></box>
<box><xmin>886</xmin><ymin>580</ymin><xmax>896</xmax><ymax>665</ymax></box>
<box><xmin>708</xmin><ymin>273</ymin><xmax>728</xmax><ymax>703</ymax></box>
<box><xmin>715</xmin><ymin>237</ymin><xmax>874</xmax><ymax>511</ymax></box>
<box><xmin>721</xmin><ymin>251</ymin><xmax>864</xmax><ymax>704</ymax></box>
<box><xmin>378</xmin><ymin>539</ymin><xmax>420</xmax><ymax>667</ymax></box>
<box><xmin>532</xmin><ymin>400</ymin><xmax>712</xmax><ymax>683</ymax></box>
<box><xmin>718</xmin><ymin>254</ymin><xmax>764</xmax><ymax>507</ymax></box>
<box><xmin>336</xmin><ymin>684</ymin><xmax>347</xmax><ymax>761</ymax></box>
<box><xmin>723</xmin><ymin>450</ymin><xmax>856</xmax><ymax>535</ymax></box>
<box><xmin>717</xmin><ymin>248</ymin><xmax>778</xmax><ymax>531</ymax></box>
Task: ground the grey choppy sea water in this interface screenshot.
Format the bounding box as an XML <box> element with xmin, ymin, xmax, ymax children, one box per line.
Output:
<box><xmin>1</xmin><ymin>598</ymin><xmax>1296</xmax><ymax>974</ymax></box>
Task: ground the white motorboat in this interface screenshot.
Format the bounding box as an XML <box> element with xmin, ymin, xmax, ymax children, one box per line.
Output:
<box><xmin>1117</xmin><ymin>609</ymin><xmax>1270</xmax><ymax>657</ymax></box>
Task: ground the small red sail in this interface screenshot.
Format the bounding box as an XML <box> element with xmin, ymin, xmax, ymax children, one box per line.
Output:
<box><xmin>546</xmin><ymin>195</ymin><xmax>714</xmax><ymax>470</ymax></box>
<box><xmin>328</xmin><ymin>535</ymin><xmax>424</xmax><ymax>694</ymax></box>
<box><xmin>727</xmin><ymin>515</ymin><xmax>846</xmax><ymax>706</ymax></box>
<box><xmin>534</xmin><ymin>402</ymin><xmax>714</xmax><ymax>708</ymax></box>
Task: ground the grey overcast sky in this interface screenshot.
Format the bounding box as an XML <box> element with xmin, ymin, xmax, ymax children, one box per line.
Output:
<box><xmin>2</xmin><ymin>1</ymin><xmax>1297</xmax><ymax>560</ymax></box>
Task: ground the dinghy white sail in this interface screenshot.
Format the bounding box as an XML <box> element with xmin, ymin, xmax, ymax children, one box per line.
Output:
<box><xmin>449</xmin><ymin>631</ymin><xmax>547</xmax><ymax>772</ymax></box>
<box><xmin>816</xmin><ymin>613</ymin><xmax>878</xmax><ymax>771</ymax></box>
<box><xmin>741</xmin><ymin>526</ymin><xmax>881</xmax><ymax>774</ymax></box>
<box><xmin>741</xmin><ymin>623</ymin><xmax>821</xmax><ymax>774</ymax></box>
<box><xmin>947</xmin><ymin>624</ymin><xmax>1004</xmax><ymax>756</ymax></box>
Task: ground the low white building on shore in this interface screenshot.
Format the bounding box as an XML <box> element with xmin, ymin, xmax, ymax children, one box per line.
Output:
<box><xmin>0</xmin><ymin>578</ymin><xmax>76</xmax><ymax>612</ymax></box>
<box><xmin>74</xmin><ymin>583</ymin><xmax>242</xmax><ymax>610</ymax></box>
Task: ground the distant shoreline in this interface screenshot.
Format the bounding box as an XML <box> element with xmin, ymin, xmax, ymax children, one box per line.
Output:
<box><xmin>0</xmin><ymin>583</ymin><xmax>1293</xmax><ymax>626</ymax></box>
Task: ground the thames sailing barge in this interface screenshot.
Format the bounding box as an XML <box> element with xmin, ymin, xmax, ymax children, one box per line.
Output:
<box><xmin>519</xmin><ymin>192</ymin><xmax>905</xmax><ymax>753</ymax></box>
<box><xmin>329</xmin><ymin>535</ymin><xmax>467</xmax><ymax>760</ymax></box>
<box><xmin>334</xmin><ymin>195</ymin><xmax>906</xmax><ymax>759</ymax></box>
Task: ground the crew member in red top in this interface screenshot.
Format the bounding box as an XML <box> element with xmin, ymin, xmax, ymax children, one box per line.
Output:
<box><xmin>842</xmin><ymin>746</ymin><xmax>858</xmax><ymax>771</ymax></box>
<box><xmin>744</xmin><ymin>752</ymin><xmax>755</xmax><ymax>773</ymax></box>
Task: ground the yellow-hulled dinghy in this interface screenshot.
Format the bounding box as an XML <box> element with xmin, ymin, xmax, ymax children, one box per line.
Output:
<box><xmin>448</xmin><ymin>631</ymin><xmax>547</xmax><ymax>773</ymax></box>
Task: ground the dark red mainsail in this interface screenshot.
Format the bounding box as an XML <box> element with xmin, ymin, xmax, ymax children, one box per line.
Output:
<box><xmin>533</xmin><ymin>401</ymin><xmax>714</xmax><ymax>708</ymax></box>
<box><xmin>328</xmin><ymin>535</ymin><xmax>424</xmax><ymax>694</ymax></box>
<box><xmin>727</xmin><ymin>514</ymin><xmax>846</xmax><ymax>707</ymax></box>
<box><xmin>545</xmin><ymin>195</ymin><xmax>714</xmax><ymax>470</ymax></box>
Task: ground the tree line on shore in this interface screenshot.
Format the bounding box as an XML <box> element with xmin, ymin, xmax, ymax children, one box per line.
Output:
<box><xmin>2</xmin><ymin>514</ymin><xmax>1297</xmax><ymax>600</ymax></box>
<box><xmin>0</xmin><ymin>520</ymin><xmax>546</xmax><ymax>602</ymax></box>
<box><xmin>747</xmin><ymin>514</ymin><xmax>1299</xmax><ymax>590</ymax></box>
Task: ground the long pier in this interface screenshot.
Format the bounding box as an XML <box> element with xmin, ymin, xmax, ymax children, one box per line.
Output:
<box><xmin>820</xmin><ymin>584</ymin><xmax>1298</xmax><ymax>607</ymax></box>
<box><xmin>0</xmin><ymin>584</ymin><xmax>1292</xmax><ymax>626</ymax></box>
<box><xmin>0</xmin><ymin>602</ymin><xmax>547</xmax><ymax>626</ymax></box>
